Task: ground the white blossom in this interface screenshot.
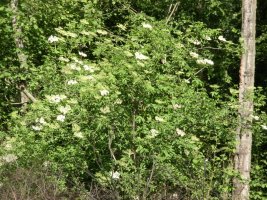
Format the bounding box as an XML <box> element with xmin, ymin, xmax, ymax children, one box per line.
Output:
<box><xmin>69</xmin><ymin>63</ymin><xmax>81</xmax><ymax>71</ymax></box>
<box><xmin>155</xmin><ymin>116</ymin><xmax>164</xmax><ymax>122</ymax></box>
<box><xmin>173</xmin><ymin>104</ymin><xmax>182</xmax><ymax>110</ymax></box>
<box><xmin>205</xmin><ymin>36</ymin><xmax>212</xmax><ymax>41</ymax></box>
<box><xmin>111</xmin><ymin>171</ymin><xmax>120</xmax><ymax>180</ymax></box>
<box><xmin>56</xmin><ymin>115</ymin><xmax>65</xmax><ymax>122</ymax></box>
<box><xmin>58</xmin><ymin>57</ymin><xmax>70</xmax><ymax>62</ymax></box>
<box><xmin>67</xmin><ymin>80</ymin><xmax>78</xmax><ymax>85</ymax></box>
<box><xmin>100</xmin><ymin>106</ymin><xmax>111</xmax><ymax>114</ymax></box>
<box><xmin>83</xmin><ymin>65</ymin><xmax>95</xmax><ymax>72</ymax></box>
<box><xmin>252</xmin><ymin>115</ymin><xmax>260</xmax><ymax>121</ymax></box>
<box><xmin>96</xmin><ymin>29</ymin><xmax>108</xmax><ymax>35</ymax></box>
<box><xmin>78</xmin><ymin>51</ymin><xmax>87</xmax><ymax>57</ymax></box>
<box><xmin>36</xmin><ymin>117</ymin><xmax>47</xmax><ymax>125</ymax></box>
<box><xmin>135</xmin><ymin>52</ymin><xmax>149</xmax><ymax>60</ymax></box>
<box><xmin>150</xmin><ymin>129</ymin><xmax>159</xmax><ymax>137</ymax></box>
<box><xmin>32</xmin><ymin>125</ymin><xmax>43</xmax><ymax>131</ymax></box>
<box><xmin>74</xmin><ymin>132</ymin><xmax>84</xmax><ymax>139</ymax></box>
<box><xmin>196</xmin><ymin>59</ymin><xmax>214</xmax><ymax>65</ymax></box>
<box><xmin>81</xmin><ymin>30</ymin><xmax>94</xmax><ymax>36</ymax></box>
<box><xmin>261</xmin><ymin>125</ymin><xmax>267</xmax><ymax>130</ymax></box>
<box><xmin>4</xmin><ymin>143</ymin><xmax>12</xmax><ymax>150</ymax></box>
<box><xmin>192</xmin><ymin>40</ymin><xmax>201</xmax><ymax>45</ymax></box>
<box><xmin>176</xmin><ymin>128</ymin><xmax>186</xmax><ymax>137</ymax></box>
<box><xmin>72</xmin><ymin>57</ymin><xmax>83</xmax><ymax>64</ymax></box>
<box><xmin>196</xmin><ymin>59</ymin><xmax>206</xmax><ymax>65</ymax></box>
<box><xmin>117</xmin><ymin>24</ymin><xmax>126</xmax><ymax>31</ymax></box>
<box><xmin>67</xmin><ymin>32</ymin><xmax>78</xmax><ymax>38</ymax></box>
<box><xmin>100</xmin><ymin>89</ymin><xmax>109</xmax><ymax>96</ymax></box>
<box><xmin>115</xmin><ymin>99</ymin><xmax>123</xmax><ymax>104</ymax></box>
<box><xmin>43</xmin><ymin>161</ymin><xmax>50</xmax><ymax>168</ymax></box>
<box><xmin>2</xmin><ymin>154</ymin><xmax>18</xmax><ymax>163</ymax></box>
<box><xmin>204</xmin><ymin>59</ymin><xmax>214</xmax><ymax>65</ymax></box>
<box><xmin>189</xmin><ymin>52</ymin><xmax>199</xmax><ymax>58</ymax></box>
<box><xmin>142</xmin><ymin>22</ymin><xmax>153</xmax><ymax>29</ymax></box>
<box><xmin>46</xmin><ymin>94</ymin><xmax>67</xmax><ymax>103</ymax></box>
<box><xmin>218</xmin><ymin>35</ymin><xmax>227</xmax><ymax>42</ymax></box>
<box><xmin>58</xmin><ymin>105</ymin><xmax>71</xmax><ymax>114</ymax></box>
<box><xmin>48</xmin><ymin>35</ymin><xmax>59</xmax><ymax>43</ymax></box>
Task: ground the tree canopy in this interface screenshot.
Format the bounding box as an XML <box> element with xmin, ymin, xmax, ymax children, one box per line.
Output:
<box><xmin>0</xmin><ymin>0</ymin><xmax>266</xmax><ymax>199</ymax></box>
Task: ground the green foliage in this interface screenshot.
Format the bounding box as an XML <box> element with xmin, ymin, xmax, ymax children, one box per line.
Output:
<box><xmin>0</xmin><ymin>0</ymin><xmax>266</xmax><ymax>199</ymax></box>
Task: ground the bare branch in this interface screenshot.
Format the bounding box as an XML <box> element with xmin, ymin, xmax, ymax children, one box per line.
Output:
<box><xmin>166</xmin><ymin>2</ymin><xmax>180</xmax><ymax>24</ymax></box>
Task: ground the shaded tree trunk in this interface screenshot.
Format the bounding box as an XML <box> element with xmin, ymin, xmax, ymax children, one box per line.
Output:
<box><xmin>233</xmin><ymin>0</ymin><xmax>257</xmax><ymax>199</ymax></box>
<box><xmin>11</xmin><ymin>0</ymin><xmax>36</xmax><ymax>107</ymax></box>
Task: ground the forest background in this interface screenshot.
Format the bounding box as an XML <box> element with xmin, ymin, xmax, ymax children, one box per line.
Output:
<box><xmin>0</xmin><ymin>0</ymin><xmax>267</xmax><ymax>199</ymax></box>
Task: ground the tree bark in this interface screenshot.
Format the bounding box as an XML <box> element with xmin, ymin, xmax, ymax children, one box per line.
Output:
<box><xmin>10</xmin><ymin>0</ymin><xmax>32</xmax><ymax>107</ymax></box>
<box><xmin>233</xmin><ymin>0</ymin><xmax>257</xmax><ymax>199</ymax></box>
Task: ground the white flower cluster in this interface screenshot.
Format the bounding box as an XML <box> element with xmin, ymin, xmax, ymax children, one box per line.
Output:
<box><xmin>155</xmin><ymin>116</ymin><xmax>164</xmax><ymax>122</ymax></box>
<box><xmin>192</xmin><ymin>40</ymin><xmax>201</xmax><ymax>45</ymax></box>
<box><xmin>205</xmin><ymin>36</ymin><xmax>212</xmax><ymax>41</ymax></box>
<box><xmin>56</xmin><ymin>105</ymin><xmax>72</xmax><ymax>122</ymax></box>
<box><xmin>83</xmin><ymin>65</ymin><xmax>95</xmax><ymax>72</ymax></box>
<box><xmin>58</xmin><ymin>105</ymin><xmax>71</xmax><ymax>114</ymax></box>
<box><xmin>55</xmin><ymin>27</ymin><xmax>77</xmax><ymax>38</ymax></box>
<box><xmin>100</xmin><ymin>89</ymin><xmax>109</xmax><ymax>96</ymax></box>
<box><xmin>100</xmin><ymin>106</ymin><xmax>111</xmax><ymax>114</ymax></box>
<box><xmin>173</xmin><ymin>104</ymin><xmax>182</xmax><ymax>110</ymax></box>
<box><xmin>176</xmin><ymin>128</ymin><xmax>186</xmax><ymax>137</ymax></box>
<box><xmin>142</xmin><ymin>22</ymin><xmax>153</xmax><ymax>29</ymax></box>
<box><xmin>69</xmin><ymin>63</ymin><xmax>82</xmax><ymax>71</ymax></box>
<box><xmin>96</xmin><ymin>29</ymin><xmax>108</xmax><ymax>35</ymax></box>
<box><xmin>196</xmin><ymin>58</ymin><xmax>214</xmax><ymax>65</ymax></box>
<box><xmin>150</xmin><ymin>129</ymin><xmax>159</xmax><ymax>137</ymax></box>
<box><xmin>46</xmin><ymin>94</ymin><xmax>67</xmax><ymax>103</ymax></box>
<box><xmin>218</xmin><ymin>35</ymin><xmax>227</xmax><ymax>42</ymax></box>
<box><xmin>32</xmin><ymin>125</ymin><xmax>42</xmax><ymax>131</ymax></box>
<box><xmin>48</xmin><ymin>35</ymin><xmax>59</xmax><ymax>43</ymax></box>
<box><xmin>72</xmin><ymin>57</ymin><xmax>83</xmax><ymax>64</ymax></box>
<box><xmin>189</xmin><ymin>51</ymin><xmax>214</xmax><ymax>65</ymax></box>
<box><xmin>110</xmin><ymin>171</ymin><xmax>120</xmax><ymax>180</ymax></box>
<box><xmin>32</xmin><ymin>117</ymin><xmax>48</xmax><ymax>131</ymax></box>
<box><xmin>117</xmin><ymin>24</ymin><xmax>127</xmax><ymax>31</ymax></box>
<box><xmin>74</xmin><ymin>131</ymin><xmax>84</xmax><ymax>139</ymax></box>
<box><xmin>261</xmin><ymin>125</ymin><xmax>267</xmax><ymax>130</ymax></box>
<box><xmin>78</xmin><ymin>51</ymin><xmax>87</xmax><ymax>57</ymax></box>
<box><xmin>59</xmin><ymin>57</ymin><xmax>70</xmax><ymax>62</ymax></box>
<box><xmin>189</xmin><ymin>52</ymin><xmax>199</xmax><ymax>58</ymax></box>
<box><xmin>135</xmin><ymin>52</ymin><xmax>149</xmax><ymax>60</ymax></box>
<box><xmin>115</xmin><ymin>99</ymin><xmax>122</xmax><ymax>104</ymax></box>
<box><xmin>67</xmin><ymin>79</ymin><xmax>78</xmax><ymax>85</ymax></box>
<box><xmin>1</xmin><ymin>154</ymin><xmax>18</xmax><ymax>163</ymax></box>
<box><xmin>56</xmin><ymin>115</ymin><xmax>65</xmax><ymax>122</ymax></box>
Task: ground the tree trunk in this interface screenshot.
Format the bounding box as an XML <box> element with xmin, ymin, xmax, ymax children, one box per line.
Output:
<box><xmin>232</xmin><ymin>0</ymin><xmax>257</xmax><ymax>199</ymax></box>
<box><xmin>10</xmin><ymin>0</ymin><xmax>33</xmax><ymax>108</ymax></box>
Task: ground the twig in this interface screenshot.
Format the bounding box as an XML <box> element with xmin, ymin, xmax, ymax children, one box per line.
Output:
<box><xmin>185</xmin><ymin>67</ymin><xmax>206</xmax><ymax>82</ymax></box>
<box><xmin>21</xmin><ymin>88</ymin><xmax>37</xmax><ymax>102</ymax></box>
<box><xmin>108</xmin><ymin>128</ymin><xmax>117</xmax><ymax>162</ymax></box>
<box><xmin>197</xmin><ymin>47</ymin><xmax>222</xmax><ymax>50</ymax></box>
<box><xmin>122</xmin><ymin>4</ymin><xmax>137</xmax><ymax>14</ymax></box>
<box><xmin>166</xmin><ymin>2</ymin><xmax>180</xmax><ymax>24</ymax></box>
<box><xmin>143</xmin><ymin>158</ymin><xmax>156</xmax><ymax>199</ymax></box>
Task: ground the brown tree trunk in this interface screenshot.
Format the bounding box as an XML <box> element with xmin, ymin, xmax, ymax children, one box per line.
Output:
<box><xmin>10</xmin><ymin>0</ymin><xmax>36</xmax><ymax>107</ymax></box>
<box><xmin>232</xmin><ymin>0</ymin><xmax>257</xmax><ymax>199</ymax></box>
